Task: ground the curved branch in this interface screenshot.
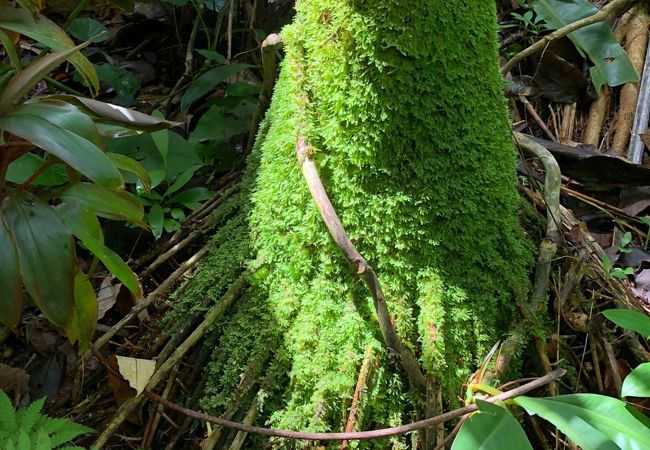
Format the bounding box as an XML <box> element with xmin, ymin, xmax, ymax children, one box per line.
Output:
<box><xmin>501</xmin><ymin>0</ymin><xmax>637</xmax><ymax>76</ymax></box>
<box><xmin>297</xmin><ymin>137</ymin><xmax>428</xmax><ymax>396</ymax></box>
<box><xmin>144</xmin><ymin>369</ymin><xmax>565</xmax><ymax>441</ymax></box>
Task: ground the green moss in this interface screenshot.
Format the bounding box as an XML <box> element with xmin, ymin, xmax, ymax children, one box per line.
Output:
<box><xmin>165</xmin><ymin>1</ymin><xmax>532</xmax><ymax>447</ymax></box>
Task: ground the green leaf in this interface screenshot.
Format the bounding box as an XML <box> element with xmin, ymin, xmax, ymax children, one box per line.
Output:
<box><xmin>19</xmin><ymin>98</ymin><xmax>103</xmax><ymax>148</ymax></box>
<box><xmin>93</xmin><ymin>63</ymin><xmax>141</xmax><ymax>107</ymax></box>
<box><xmin>189</xmin><ymin>105</ymin><xmax>250</xmax><ymax>143</ymax></box>
<box><xmin>68</xmin><ymin>18</ymin><xmax>110</xmax><ymax>43</ymax></box>
<box><xmin>163</xmin><ymin>218</ymin><xmax>181</xmax><ymax>233</ymax></box>
<box><xmin>6</xmin><ymin>153</ymin><xmax>68</xmax><ymax>186</ymax></box>
<box><xmin>622</xmin><ymin>363</ymin><xmax>650</xmax><ymax>398</ymax></box>
<box><xmin>602</xmin><ymin>309</ymin><xmax>650</xmax><ymax>338</ymax></box>
<box><xmin>514</xmin><ymin>394</ymin><xmax>650</xmax><ymax>450</ymax></box>
<box><xmin>181</xmin><ymin>63</ymin><xmax>253</xmax><ymax>111</ymax></box>
<box><xmin>196</xmin><ymin>49</ymin><xmax>226</xmax><ymax>64</ymax></box>
<box><xmin>0</xmin><ymin>41</ymin><xmax>91</xmax><ymax>112</ymax></box>
<box><xmin>226</xmin><ymin>81</ymin><xmax>261</xmax><ymax>97</ymax></box>
<box><xmin>0</xmin><ymin>8</ymin><xmax>99</xmax><ymax>92</ymax></box>
<box><xmin>0</xmin><ymin>113</ymin><xmax>123</xmax><ymax>190</ymax></box>
<box><xmin>452</xmin><ymin>400</ymin><xmax>533</xmax><ymax>450</ymax></box>
<box><xmin>57</xmin><ymin>182</ymin><xmax>145</xmax><ymax>226</ymax></box>
<box><xmin>1</xmin><ymin>192</ymin><xmax>75</xmax><ymax>328</ymax></box>
<box><xmin>151</xmin><ymin>109</ymin><xmax>168</xmax><ymax>167</ymax></box>
<box><xmin>65</xmin><ymin>272</ymin><xmax>97</xmax><ymax>353</ymax></box>
<box><xmin>57</xmin><ymin>203</ymin><xmax>142</xmax><ymax>297</ymax></box>
<box><xmin>15</xmin><ymin>397</ymin><xmax>44</xmax><ymax>433</ymax></box>
<box><xmin>107</xmin><ymin>153</ymin><xmax>152</xmax><ymax>192</ymax></box>
<box><xmin>16</xmin><ymin>429</ymin><xmax>29</xmax><ymax>450</ymax></box>
<box><xmin>165</xmin><ymin>166</ymin><xmax>199</xmax><ymax>197</ymax></box>
<box><xmin>0</xmin><ymin>388</ymin><xmax>17</xmax><ymax>432</ymax></box>
<box><xmin>169</xmin><ymin>187</ymin><xmax>213</xmax><ymax>210</ymax></box>
<box><xmin>534</xmin><ymin>0</ymin><xmax>639</xmax><ymax>92</ymax></box>
<box><xmin>0</xmin><ymin>214</ymin><xmax>23</xmax><ymax>327</ymax></box>
<box><xmin>44</xmin><ymin>417</ymin><xmax>94</xmax><ymax>447</ymax></box>
<box><xmin>148</xmin><ymin>203</ymin><xmax>164</xmax><ymax>239</ymax></box>
<box><xmin>47</xmin><ymin>94</ymin><xmax>182</xmax><ymax>131</ymax></box>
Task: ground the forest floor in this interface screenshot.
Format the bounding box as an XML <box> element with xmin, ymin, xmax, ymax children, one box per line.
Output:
<box><xmin>1</xmin><ymin>1</ymin><xmax>650</xmax><ymax>449</ymax></box>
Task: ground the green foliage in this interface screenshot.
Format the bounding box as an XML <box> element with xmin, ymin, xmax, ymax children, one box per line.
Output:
<box><xmin>514</xmin><ymin>394</ymin><xmax>650</xmax><ymax>450</ymax></box>
<box><xmin>0</xmin><ymin>390</ymin><xmax>94</xmax><ymax>449</ymax></box>
<box><xmin>534</xmin><ymin>0</ymin><xmax>639</xmax><ymax>92</ymax></box>
<box><xmin>602</xmin><ymin>308</ymin><xmax>650</xmax><ymax>338</ymax></box>
<box><xmin>622</xmin><ymin>362</ymin><xmax>650</xmax><ymax>397</ymax></box>
<box><xmin>452</xmin><ymin>400</ymin><xmax>532</xmax><ymax>450</ymax></box>
<box><xmin>0</xmin><ymin>4</ymin><xmax>175</xmax><ymax>350</ymax></box>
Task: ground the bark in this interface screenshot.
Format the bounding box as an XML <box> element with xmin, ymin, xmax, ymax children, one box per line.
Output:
<box><xmin>165</xmin><ymin>1</ymin><xmax>532</xmax><ymax>448</ymax></box>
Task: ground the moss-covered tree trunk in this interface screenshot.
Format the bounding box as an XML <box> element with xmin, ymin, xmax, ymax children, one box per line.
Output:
<box><xmin>170</xmin><ymin>1</ymin><xmax>531</xmax><ymax>447</ymax></box>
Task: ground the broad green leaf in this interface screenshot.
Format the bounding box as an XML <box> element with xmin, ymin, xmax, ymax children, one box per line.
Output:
<box><xmin>19</xmin><ymin>99</ymin><xmax>103</xmax><ymax>148</ymax></box>
<box><xmin>17</xmin><ymin>429</ymin><xmax>29</xmax><ymax>450</ymax></box>
<box><xmin>93</xmin><ymin>63</ymin><xmax>140</xmax><ymax>107</ymax></box>
<box><xmin>196</xmin><ymin>49</ymin><xmax>226</xmax><ymax>64</ymax></box>
<box><xmin>6</xmin><ymin>153</ymin><xmax>68</xmax><ymax>186</ymax></box>
<box><xmin>0</xmin><ymin>8</ymin><xmax>98</xmax><ymax>92</ymax></box>
<box><xmin>46</xmin><ymin>94</ymin><xmax>182</xmax><ymax>131</ymax></box>
<box><xmin>1</xmin><ymin>192</ymin><xmax>75</xmax><ymax>328</ymax></box>
<box><xmin>181</xmin><ymin>63</ymin><xmax>253</xmax><ymax>111</ymax></box>
<box><xmin>534</xmin><ymin>0</ymin><xmax>639</xmax><ymax>92</ymax></box>
<box><xmin>452</xmin><ymin>400</ymin><xmax>533</xmax><ymax>450</ymax></box>
<box><xmin>602</xmin><ymin>309</ymin><xmax>650</xmax><ymax>338</ymax></box>
<box><xmin>66</xmin><ymin>272</ymin><xmax>97</xmax><ymax>353</ymax></box>
<box><xmin>57</xmin><ymin>203</ymin><xmax>141</xmax><ymax>297</ymax></box>
<box><xmin>0</xmin><ymin>113</ymin><xmax>123</xmax><ymax>190</ymax></box>
<box><xmin>622</xmin><ymin>363</ymin><xmax>650</xmax><ymax>398</ymax></box>
<box><xmin>170</xmin><ymin>187</ymin><xmax>213</xmax><ymax>209</ymax></box>
<box><xmin>163</xmin><ymin>218</ymin><xmax>181</xmax><ymax>233</ymax></box>
<box><xmin>151</xmin><ymin>109</ymin><xmax>168</xmax><ymax>166</ymax></box>
<box><xmin>68</xmin><ymin>18</ymin><xmax>109</xmax><ymax>43</ymax></box>
<box><xmin>0</xmin><ymin>41</ymin><xmax>91</xmax><ymax>112</ymax></box>
<box><xmin>148</xmin><ymin>202</ymin><xmax>164</xmax><ymax>239</ymax></box>
<box><xmin>226</xmin><ymin>81</ymin><xmax>261</xmax><ymax>97</ymax></box>
<box><xmin>0</xmin><ymin>214</ymin><xmax>23</xmax><ymax>327</ymax></box>
<box><xmin>189</xmin><ymin>105</ymin><xmax>250</xmax><ymax>143</ymax></box>
<box><xmin>514</xmin><ymin>394</ymin><xmax>650</xmax><ymax>450</ymax></box>
<box><xmin>165</xmin><ymin>165</ymin><xmax>199</xmax><ymax>197</ymax></box>
<box><xmin>57</xmin><ymin>182</ymin><xmax>145</xmax><ymax>226</ymax></box>
<box><xmin>107</xmin><ymin>153</ymin><xmax>152</xmax><ymax>192</ymax></box>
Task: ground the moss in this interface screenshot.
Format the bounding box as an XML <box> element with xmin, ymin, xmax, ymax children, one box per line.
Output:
<box><xmin>165</xmin><ymin>1</ymin><xmax>532</xmax><ymax>447</ymax></box>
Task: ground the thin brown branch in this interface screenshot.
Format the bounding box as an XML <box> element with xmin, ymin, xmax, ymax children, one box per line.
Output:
<box><xmin>296</xmin><ymin>136</ymin><xmax>427</xmax><ymax>395</ymax></box>
<box><xmin>144</xmin><ymin>369</ymin><xmax>565</xmax><ymax>441</ymax></box>
<box><xmin>501</xmin><ymin>0</ymin><xmax>637</xmax><ymax>75</ymax></box>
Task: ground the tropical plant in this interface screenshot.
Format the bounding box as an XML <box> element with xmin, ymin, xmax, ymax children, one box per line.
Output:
<box><xmin>0</xmin><ymin>389</ymin><xmax>94</xmax><ymax>450</ymax></box>
<box><xmin>0</xmin><ymin>4</ymin><xmax>176</xmax><ymax>351</ymax></box>
<box><xmin>451</xmin><ymin>309</ymin><xmax>650</xmax><ymax>450</ymax></box>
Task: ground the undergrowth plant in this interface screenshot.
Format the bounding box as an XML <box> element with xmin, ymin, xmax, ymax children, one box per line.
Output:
<box><xmin>0</xmin><ymin>389</ymin><xmax>94</xmax><ymax>450</ymax></box>
<box><xmin>0</xmin><ymin>4</ymin><xmax>176</xmax><ymax>351</ymax></box>
<box><xmin>452</xmin><ymin>309</ymin><xmax>650</xmax><ymax>449</ymax></box>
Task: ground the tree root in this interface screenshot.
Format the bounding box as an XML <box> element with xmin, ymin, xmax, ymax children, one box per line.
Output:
<box><xmin>93</xmin><ymin>275</ymin><xmax>248</xmax><ymax>448</ymax></box>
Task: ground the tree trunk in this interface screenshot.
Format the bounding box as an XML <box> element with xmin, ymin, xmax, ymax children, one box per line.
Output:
<box><xmin>168</xmin><ymin>1</ymin><xmax>532</xmax><ymax>447</ymax></box>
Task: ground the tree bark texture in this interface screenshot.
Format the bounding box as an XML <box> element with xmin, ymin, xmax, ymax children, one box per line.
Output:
<box><xmin>165</xmin><ymin>1</ymin><xmax>532</xmax><ymax>447</ymax></box>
